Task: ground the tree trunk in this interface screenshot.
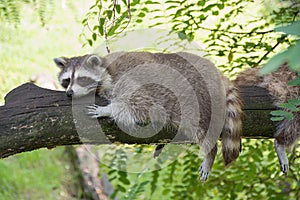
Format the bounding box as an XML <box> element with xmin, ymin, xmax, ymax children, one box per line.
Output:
<box><xmin>0</xmin><ymin>83</ymin><xmax>276</xmax><ymax>158</ymax></box>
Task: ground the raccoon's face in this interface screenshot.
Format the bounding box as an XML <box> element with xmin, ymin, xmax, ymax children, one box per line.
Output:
<box><xmin>54</xmin><ymin>54</ymin><xmax>111</xmax><ymax>98</ymax></box>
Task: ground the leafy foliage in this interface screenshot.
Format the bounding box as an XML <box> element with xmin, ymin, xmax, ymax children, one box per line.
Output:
<box><xmin>0</xmin><ymin>0</ymin><xmax>55</xmax><ymax>26</ymax></box>
<box><xmin>103</xmin><ymin>147</ymin><xmax>131</xmax><ymax>198</ymax></box>
<box><xmin>260</xmin><ymin>20</ymin><xmax>300</xmax><ymax>122</ymax></box>
<box><xmin>82</xmin><ymin>0</ymin><xmax>299</xmax><ymax>76</ymax></box>
<box><xmin>270</xmin><ymin>98</ymin><xmax>300</xmax><ymax>121</ymax></box>
<box><xmin>81</xmin><ymin>0</ymin><xmax>145</xmax><ymax>49</ymax></box>
<box><xmin>98</xmin><ymin>141</ymin><xmax>300</xmax><ymax>199</ymax></box>
<box><xmin>0</xmin><ymin>0</ymin><xmax>21</xmax><ymax>24</ymax></box>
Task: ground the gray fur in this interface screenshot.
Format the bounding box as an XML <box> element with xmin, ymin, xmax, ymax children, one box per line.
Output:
<box><xmin>55</xmin><ymin>52</ymin><xmax>243</xmax><ymax>181</ymax></box>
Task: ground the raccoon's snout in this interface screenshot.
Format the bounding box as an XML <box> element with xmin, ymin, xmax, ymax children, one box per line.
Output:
<box><xmin>66</xmin><ymin>90</ymin><xmax>74</xmax><ymax>97</ymax></box>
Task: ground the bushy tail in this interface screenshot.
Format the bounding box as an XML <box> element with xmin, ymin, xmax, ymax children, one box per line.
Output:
<box><xmin>222</xmin><ymin>81</ymin><xmax>243</xmax><ymax>166</ymax></box>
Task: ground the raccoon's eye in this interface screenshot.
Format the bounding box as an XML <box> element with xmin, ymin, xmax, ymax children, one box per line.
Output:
<box><xmin>77</xmin><ymin>77</ymin><xmax>96</xmax><ymax>87</ymax></box>
<box><xmin>62</xmin><ymin>78</ymin><xmax>70</xmax><ymax>88</ymax></box>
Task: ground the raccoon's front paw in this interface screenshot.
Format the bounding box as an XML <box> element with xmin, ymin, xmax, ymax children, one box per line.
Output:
<box><xmin>86</xmin><ymin>104</ymin><xmax>102</xmax><ymax>118</ymax></box>
<box><xmin>86</xmin><ymin>104</ymin><xmax>111</xmax><ymax>118</ymax></box>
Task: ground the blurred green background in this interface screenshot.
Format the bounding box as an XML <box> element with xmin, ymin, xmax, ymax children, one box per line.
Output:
<box><xmin>0</xmin><ymin>1</ymin><xmax>91</xmax><ymax>199</ymax></box>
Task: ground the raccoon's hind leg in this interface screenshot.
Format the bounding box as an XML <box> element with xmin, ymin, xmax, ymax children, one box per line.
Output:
<box><xmin>274</xmin><ymin>113</ymin><xmax>300</xmax><ymax>174</ymax></box>
<box><xmin>274</xmin><ymin>139</ymin><xmax>289</xmax><ymax>174</ymax></box>
<box><xmin>199</xmin><ymin>144</ymin><xmax>217</xmax><ymax>182</ymax></box>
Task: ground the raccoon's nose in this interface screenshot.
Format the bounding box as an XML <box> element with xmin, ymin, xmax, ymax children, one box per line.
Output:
<box><xmin>66</xmin><ymin>90</ymin><xmax>74</xmax><ymax>97</ymax></box>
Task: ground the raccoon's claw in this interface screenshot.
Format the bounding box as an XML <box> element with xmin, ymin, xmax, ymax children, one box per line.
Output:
<box><xmin>274</xmin><ymin>139</ymin><xmax>289</xmax><ymax>175</ymax></box>
<box><xmin>86</xmin><ymin>105</ymin><xmax>101</xmax><ymax>118</ymax></box>
<box><xmin>86</xmin><ymin>104</ymin><xmax>112</xmax><ymax>118</ymax></box>
<box><xmin>281</xmin><ymin>163</ymin><xmax>289</xmax><ymax>175</ymax></box>
<box><xmin>199</xmin><ymin>164</ymin><xmax>210</xmax><ymax>182</ymax></box>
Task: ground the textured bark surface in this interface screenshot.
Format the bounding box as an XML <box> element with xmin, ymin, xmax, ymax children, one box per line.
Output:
<box><xmin>0</xmin><ymin>83</ymin><xmax>276</xmax><ymax>158</ymax></box>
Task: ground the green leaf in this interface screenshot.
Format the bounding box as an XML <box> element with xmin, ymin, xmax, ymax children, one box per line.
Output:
<box><xmin>212</xmin><ymin>10</ymin><xmax>219</xmax><ymax>16</ymax></box>
<box><xmin>197</xmin><ymin>0</ymin><xmax>205</xmax><ymax>6</ymax></box>
<box><xmin>275</xmin><ymin>21</ymin><xmax>300</xmax><ymax>37</ymax></box>
<box><xmin>288</xmin><ymin>76</ymin><xmax>300</xmax><ymax>86</ymax></box>
<box><xmin>278</xmin><ymin>103</ymin><xmax>299</xmax><ymax>112</ymax></box>
<box><xmin>93</xmin><ymin>25</ymin><xmax>99</xmax><ymax>31</ymax></box>
<box><xmin>261</xmin><ymin>40</ymin><xmax>300</xmax><ymax>74</ymax></box>
<box><xmin>141</xmin><ymin>7</ymin><xmax>149</xmax><ymax>12</ymax></box>
<box><xmin>106</xmin><ymin>10</ymin><xmax>113</xmax><ymax>19</ymax></box>
<box><xmin>162</xmin><ymin>189</ymin><xmax>171</xmax><ymax>195</ymax></box>
<box><xmin>202</xmin><ymin>4</ymin><xmax>217</xmax><ymax>12</ymax></box>
<box><xmin>218</xmin><ymin>51</ymin><xmax>225</xmax><ymax>56</ymax></box>
<box><xmin>115</xmin><ymin>4</ymin><xmax>121</xmax><ymax>14</ymax></box>
<box><xmin>145</xmin><ymin>1</ymin><xmax>160</xmax><ymax>4</ymax></box>
<box><xmin>166</xmin><ymin>0</ymin><xmax>180</xmax><ymax>3</ymax></box>
<box><xmin>199</xmin><ymin>14</ymin><xmax>207</xmax><ymax>20</ymax></box>
<box><xmin>138</xmin><ymin>12</ymin><xmax>145</xmax><ymax>17</ymax></box>
<box><xmin>245</xmin><ymin>42</ymin><xmax>255</xmax><ymax>48</ymax></box>
<box><xmin>120</xmin><ymin>176</ymin><xmax>130</xmax><ymax>185</ymax></box>
<box><xmin>82</xmin><ymin>18</ymin><xmax>88</xmax><ymax>25</ymax></box>
<box><xmin>150</xmin><ymin>170</ymin><xmax>159</xmax><ymax>195</ymax></box>
<box><xmin>288</xmin><ymin>98</ymin><xmax>300</xmax><ymax>106</ymax></box>
<box><xmin>178</xmin><ymin>31</ymin><xmax>187</xmax><ymax>40</ymax></box>
<box><xmin>89</xmin><ymin>4</ymin><xmax>97</xmax><ymax>10</ymax></box>
<box><xmin>87</xmin><ymin>39</ymin><xmax>93</xmax><ymax>46</ymax></box>
<box><xmin>92</xmin><ymin>33</ymin><xmax>97</xmax><ymax>41</ymax></box>
<box><xmin>99</xmin><ymin>17</ymin><xmax>105</xmax><ymax>36</ymax></box>
<box><xmin>271</xmin><ymin>110</ymin><xmax>294</xmax><ymax>120</ymax></box>
<box><xmin>99</xmin><ymin>26</ymin><xmax>104</xmax><ymax>36</ymax></box>
<box><xmin>117</xmin><ymin>184</ymin><xmax>127</xmax><ymax>193</ymax></box>
<box><xmin>228</xmin><ymin>52</ymin><xmax>233</xmax><ymax>62</ymax></box>
<box><xmin>99</xmin><ymin>17</ymin><xmax>105</xmax><ymax>26</ymax></box>
<box><xmin>287</xmin><ymin>41</ymin><xmax>300</xmax><ymax>71</ymax></box>
<box><xmin>217</xmin><ymin>3</ymin><xmax>224</xmax><ymax>9</ymax></box>
<box><xmin>271</xmin><ymin>110</ymin><xmax>288</xmax><ymax>116</ymax></box>
<box><xmin>187</xmin><ymin>32</ymin><xmax>194</xmax><ymax>41</ymax></box>
<box><xmin>259</xmin><ymin>50</ymin><xmax>289</xmax><ymax>75</ymax></box>
<box><xmin>107</xmin><ymin>11</ymin><xmax>129</xmax><ymax>37</ymax></box>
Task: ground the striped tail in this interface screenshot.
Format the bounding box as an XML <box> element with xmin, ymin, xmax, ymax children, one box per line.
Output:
<box><xmin>222</xmin><ymin>82</ymin><xmax>243</xmax><ymax>166</ymax></box>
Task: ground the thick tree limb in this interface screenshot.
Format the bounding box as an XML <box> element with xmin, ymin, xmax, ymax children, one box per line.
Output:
<box><xmin>0</xmin><ymin>83</ymin><xmax>276</xmax><ymax>158</ymax></box>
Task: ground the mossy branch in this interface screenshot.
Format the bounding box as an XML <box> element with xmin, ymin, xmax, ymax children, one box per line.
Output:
<box><xmin>0</xmin><ymin>83</ymin><xmax>276</xmax><ymax>158</ymax></box>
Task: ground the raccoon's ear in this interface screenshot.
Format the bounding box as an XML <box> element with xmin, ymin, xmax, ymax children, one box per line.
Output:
<box><xmin>87</xmin><ymin>55</ymin><xmax>102</xmax><ymax>67</ymax></box>
<box><xmin>54</xmin><ymin>57</ymin><xmax>67</xmax><ymax>68</ymax></box>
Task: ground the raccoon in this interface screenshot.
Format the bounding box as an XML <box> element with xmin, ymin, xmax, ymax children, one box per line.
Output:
<box><xmin>234</xmin><ymin>63</ymin><xmax>300</xmax><ymax>174</ymax></box>
<box><xmin>54</xmin><ymin>52</ymin><xmax>243</xmax><ymax>182</ymax></box>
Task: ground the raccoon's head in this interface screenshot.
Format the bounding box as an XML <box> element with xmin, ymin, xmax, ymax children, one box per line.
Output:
<box><xmin>54</xmin><ymin>54</ymin><xmax>111</xmax><ymax>98</ymax></box>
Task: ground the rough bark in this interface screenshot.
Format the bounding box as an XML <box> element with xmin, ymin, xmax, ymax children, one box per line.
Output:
<box><xmin>0</xmin><ymin>83</ymin><xmax>276</xmax><ymax>158</ymax></box>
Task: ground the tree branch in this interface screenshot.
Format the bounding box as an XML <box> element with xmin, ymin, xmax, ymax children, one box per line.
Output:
<box><xmin>0</xmin><ymin>83</ymin><xmax>276</xmax><ymax>159</ymax></box>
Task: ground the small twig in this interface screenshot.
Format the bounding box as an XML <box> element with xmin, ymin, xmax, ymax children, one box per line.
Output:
<box><xmin>104</xmin><ymin>21</ymin><xmax>110</xmax><ymax>53</ymax></box>
<box><xmin>189</xmin><ymin>15</ymin><xmax>273</xmax><ymax>36</ymax></box>
<box><xmin>255</xmin><ymin>35</ymin><xmax>287</xmax><ymax>66</ymax></box>
<box><xmin>198</xmin><ymin>25</ymin><xmax>273</xmax><ymax>35</ymax></box>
